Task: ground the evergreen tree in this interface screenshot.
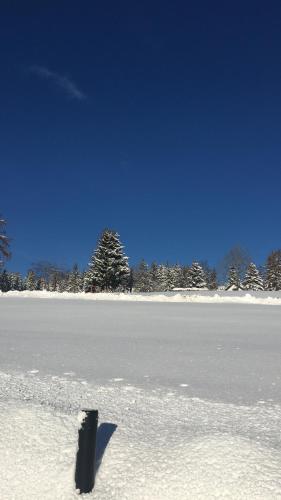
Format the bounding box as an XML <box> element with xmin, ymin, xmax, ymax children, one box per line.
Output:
<box><xmin>26</xmin><ymin>270</ymin><xmax>36</xmax><ymax>291</ymax></box>
<box><xmin>266</xmin><ymin>250</ymin><xmax>281</xmax><ymax>291</ymax></box>
<box><xmin>182</xmin><ymin>266</ymin><xmax>192</xmax><ymax>288</ymax></box>
<box><xmin>134</xmin><ymin>260</ymin><xmax>153</xmax><ymax>292</ymax></box>
<box><xmin>36</xmin><ymin>277</ymin><xmax>47</xmax><ymax>290</ymax></box>
<box><xmin>243</xmin><ymin>262</ymin><xmax>264</xmax><ymax>290</ymax></box>
<box><xmin>9</xmin><ymin>272</ymin><xmax>22</xmax><ymax>291</ymax></box>
<box><xmin>0</xmin><ymin>270</ymin><xmax>10</xmax><ymax>292</ymax></box>
<box><xmin>56</xmin><ymin>278</ymin><xmax>68</xmax><ymax>293</ymax></box>
<box><xmin>166</xmin><ymin>265</ymin><xmax>180</xmax><ymax>290</ymax></box>
<box><xmin>128</xmin><ymin>268</ymin><xmax>134</xmax><ymax>293</ymax></box>
<box><xmin>155</xmin><ymin>264</ymin><xmax>169</xmax><ymax>291</ymax></box>
<box><xmin>150</xmin><ymin>262</ymin><xmax>159</xmax><ymax>290</ymax></box>
<box><xmin>166</xmin><ymin>266</ymin><xmax>175</xmax><ymax>290</ymax></box>
<box><xmin>226</xmin><ymin>266</ymin><xmax>240</xmax><ymax>289</ymax></box>
<box><xmin>67</xmin><ymin>263</ymin><xmax>82</xmax><ymax>293</ymax></box>
<box><xmin>189</xmin><ymin>262</ymin><xmax>207</xmax><ymax>288</ymax></box>
<box><xmin>207</xmin><ymin>269</ymin><xmax>218</xmax><ymax>290</ymax></box>
<box><xmin>9</xmin><ymin>272</ymin><xmax>16</xmax><ymax>290</ymax></box>
<box><xmin>173</xmin><ymin>264</ymin><xmax>184</xmax><ymax>288</ymax></box>
<box><xmin>86</xmin><ymin>229</ymin><xmax>130</xmax><ymax>292</ymax></box>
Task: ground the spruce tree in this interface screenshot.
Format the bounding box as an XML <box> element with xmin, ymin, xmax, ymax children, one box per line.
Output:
<box><xmin>67</xmin><ymin>263</ymin><xmax>82</xmax><ymax>293</ymax></box>
<box><xmin>207</xmin><ymin>269</ymin><xmax>218</xmax><ymax>290</ymax></box>
<box><xmin>182</xmin><ymin>266</ymin><xmax>192</xmax><ymax>288</ymax></box>
<box><xmin>189</xmin><ymin>262</ymin><xmax>207</xmax><ymax>288</ymax></box>
<box><xmin>26</xmin><ymin>270</ymin><xmax>36</xmax><ymax>291</ymax></box>
<box><xmin>243</xmin><ymin>262</ymin><xmax>264</xmax><ymax>291</ymax></box>
<box><xmin>155</xmin><ymin>264</ymin><xmax>169</xmax><ymax>291</ymax></box>
<box><xmin>55</xmin><ymin>278</ymin><xmax>67</xmax><ymax>292</ymax></box>
<box><xmin>0</xmin><ymin>270</ymin><xmax>10</xmax><ymax>292</ymax></box>
<box><xmin>86</xmin><ymin>229</ymin><xmax>130</xmax><ymax>292</ymax></box>
<box><xmin>128</xmin><ymin>268</ymin><xmax>134</xmax><ymax>293</ymax></box>
<box><xmin>134</xmin><ymin>260</ymin><xmax>153</xmax><ymax>292</ymax></box>
<box><xmin>173</xmin><ymin>264</ymin><xmax>184</xmax><ymax>288</ymax></box>
<box><xmin>226</xmin><ymin>266</ymin><xmax>240</xmax><ymax>289</ymax></box>
<box><xmin>266</xmin><ymin>250</ymin><xmax>281</xmax><ymax>291</ymax></box>
<box><xmin>150</xmin><ymin>262</ymin><xmax>158</xmax><ymax>290</ymax></box>
<box><xmin>9</xmin><ymin>272</ymin><xmax>21</xmax><ymax>291</ymax></box>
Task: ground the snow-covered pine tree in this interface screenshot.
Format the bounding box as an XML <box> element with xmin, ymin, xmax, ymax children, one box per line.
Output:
<box><xmin>67</xmin><ymin>263</ymin><xmax>82</xmax><ymax>293</ymax></box>
<box><xmin>207</xmin><ymin>269</ymin><xmax>218</xmax><ymax>290</ymax></box>
<box><xmin>36</xmin><ymin>277</ymin><xmax>46</xmax><ymax>290</ymax></box>
<box><xmin>166</xmin><ymin>266</ymin><xmax>175</xmax><ymax>290</ymax></box>
<box><xmin>189</xmin><ymin>262</ymin><xmax>207</xmax><ymax>289</ymax></box>
<box><xmin>134</xmin><ymin>260</ymin><xmax>153</xmax><ymax>292</ymax></box>
<box><xmin>49</xmin><ymin>272</ymin><xmax>62</xmax><ymax>292</ymax></box>
<box><xmin>86</xmin><ymin>229</ymin><xmax>130</xmax><ymax>292</ymax></box>
<box><xmin>266</xmin><ymin>250</ymin><xmax>281</xmax><ymax>291</ymax></box>
<box><xmin>182</xmin><ymin>266</ymin><xmax>192</xmax><ymax>288</ymax></box>
<box><xmin>166</xmin><ymin>265</ymin><xmax>179</xmax><ymax>290</ymax></box>
<box><xmin>0</xmin><ymin>269</ymin><xmax>10</xmax><ymax>292</ymax></box>
<box><xmin>155</xmin><ymin>264</ymin><xmax>169</xmax><ymax>291</ymax></box>
<box><xmin>150</xmin><ymin>262</ymin><xmax>158</xmax><ymax>290</ymax></box>
<box><xmin>128</xmin><ymin>268</ymin><xmax>134</xmax><ymax>292</ymax></box>
<box><xmin>243</xmin><ymin>262</ymin><xmax>264</xmax><ymax>290</ymax></box>
<box><xmin>56</xmin><ymin>278</ymin><xmax>68</xmax><ymax>293</ymax></box>
<box><xmin>226</xmin><ymin>266</ymin><xmax>240</xmax><ymax>290</ymax></box>
<box><xmin>26</xmin><ymin>270</ymin><xmax>36</xmax><ymax>291</ymax></box>
<box><xmin>9</xmin><ymin>272</ymin><xmax>22</xmax><ymax>291</ymax></box>
<box><xmin>173</xmin><ymin>264</ymin><xmax>184</xmax><ymax>288</ymax></box>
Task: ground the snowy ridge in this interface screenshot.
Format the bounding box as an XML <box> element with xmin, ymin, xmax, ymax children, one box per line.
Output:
<box><xmin>1</xmin><ymin>289</ymin><xmax>281</xmax><ymax>305</ymax></box>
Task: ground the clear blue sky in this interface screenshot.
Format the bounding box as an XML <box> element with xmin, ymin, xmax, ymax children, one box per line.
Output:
<box><xmin>1</xmin><ymin>1</ymin><xmax>281</xmax><ymax>273</ymax></box>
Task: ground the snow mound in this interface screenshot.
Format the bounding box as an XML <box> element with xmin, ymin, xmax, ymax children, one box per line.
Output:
<box><xmin>1</xmin><ymin>289</ymin><xmax>281</xmax><ymax>306</ymax></box>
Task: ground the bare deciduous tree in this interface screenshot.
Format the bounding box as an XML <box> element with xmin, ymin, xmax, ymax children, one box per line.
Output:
<box><xmin>217</xmin><ymin>245</ymin><xmax>251</xmax><ymax>284</ymax></box>
<box><xmin>0</xmin><ymin>216</ymin><xmax>10</xmax><ymax>264</ymax></box>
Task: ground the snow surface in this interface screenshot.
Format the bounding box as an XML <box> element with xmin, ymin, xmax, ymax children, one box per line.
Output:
<box><xmin>1</xmin><ymin>288</ymin><xmax>281</xmax><ymax>305</ymax></box>
<box><xmin>1</xmin><ymin>296</ymin><xmax>281</xmax><ymax>499</ymax></box>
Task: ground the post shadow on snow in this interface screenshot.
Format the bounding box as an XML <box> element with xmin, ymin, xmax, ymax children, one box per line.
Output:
<box><xmin>95</xmin><ymin>422</ymin><xmax>118</xmax><ymax>475</ymax></box>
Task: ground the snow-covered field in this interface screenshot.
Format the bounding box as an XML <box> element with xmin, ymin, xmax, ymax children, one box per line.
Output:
<box><xmin>1</xmin><ymin>295</ymin><xmax>281</xmax><ymax>499</ymax></box>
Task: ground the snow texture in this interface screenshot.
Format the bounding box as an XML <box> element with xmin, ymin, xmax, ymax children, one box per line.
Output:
<box><xmin>0</xmin><ymin>297</ymin><xmax>281</xmax><ymax>499</ymax></box>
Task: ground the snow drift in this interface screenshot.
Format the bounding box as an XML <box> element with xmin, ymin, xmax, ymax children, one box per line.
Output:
<box><xmin>1</xmin><ymin>289</ymin><xmax>281</xmax><ymax>305</ymax></box>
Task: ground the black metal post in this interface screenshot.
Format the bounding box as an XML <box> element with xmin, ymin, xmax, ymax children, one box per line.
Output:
<box><xmin>75</xmin><ymin>409</ymin><xmax>98</xmax><ymax>494</ymax></box>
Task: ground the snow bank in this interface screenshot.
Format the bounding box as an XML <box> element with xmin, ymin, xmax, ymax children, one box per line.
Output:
<box><xmin>1</xmin><ymin>371</ymin><xmax>281</xmax><ymax>499</ymax></box>
<box><xmin>1</xmin><ymin>289</ymin><xmax>281</xmax><ymax>305</ymax></box>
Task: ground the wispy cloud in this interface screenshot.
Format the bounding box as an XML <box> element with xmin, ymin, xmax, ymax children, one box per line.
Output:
<box><xmin>29</xmin><ymin>65</ymin><xmax>86</xmax><ymax>100</ymax></box>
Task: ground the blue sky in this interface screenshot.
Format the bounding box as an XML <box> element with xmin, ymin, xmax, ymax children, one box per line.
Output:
<box><xmin>1</xmin><ymin>1</ymin><xmax>281</xmax><ymax>273</ymax></box>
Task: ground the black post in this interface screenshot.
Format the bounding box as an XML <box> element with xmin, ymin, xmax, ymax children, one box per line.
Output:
<box><xmin>75</xmin><ymin>409</ymin><xmax>98</xmax><ymax>494</ymax></box>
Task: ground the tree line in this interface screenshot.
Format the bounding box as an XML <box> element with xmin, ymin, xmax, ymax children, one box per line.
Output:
<box><xmin>0</xmin><ymin>218</ymin><xmax>281</xmax><ymax>293</ymax></box>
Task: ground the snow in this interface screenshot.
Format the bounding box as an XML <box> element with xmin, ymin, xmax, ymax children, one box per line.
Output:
<box><xmin>1</xmin><ymin>288</ymin><xmax>281</xmax><ymax>305</ymax></box>
<box><xmin>0</xmin><ymin>297</ymin><xmax>281</xmax><ymax>498</ymax></box>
